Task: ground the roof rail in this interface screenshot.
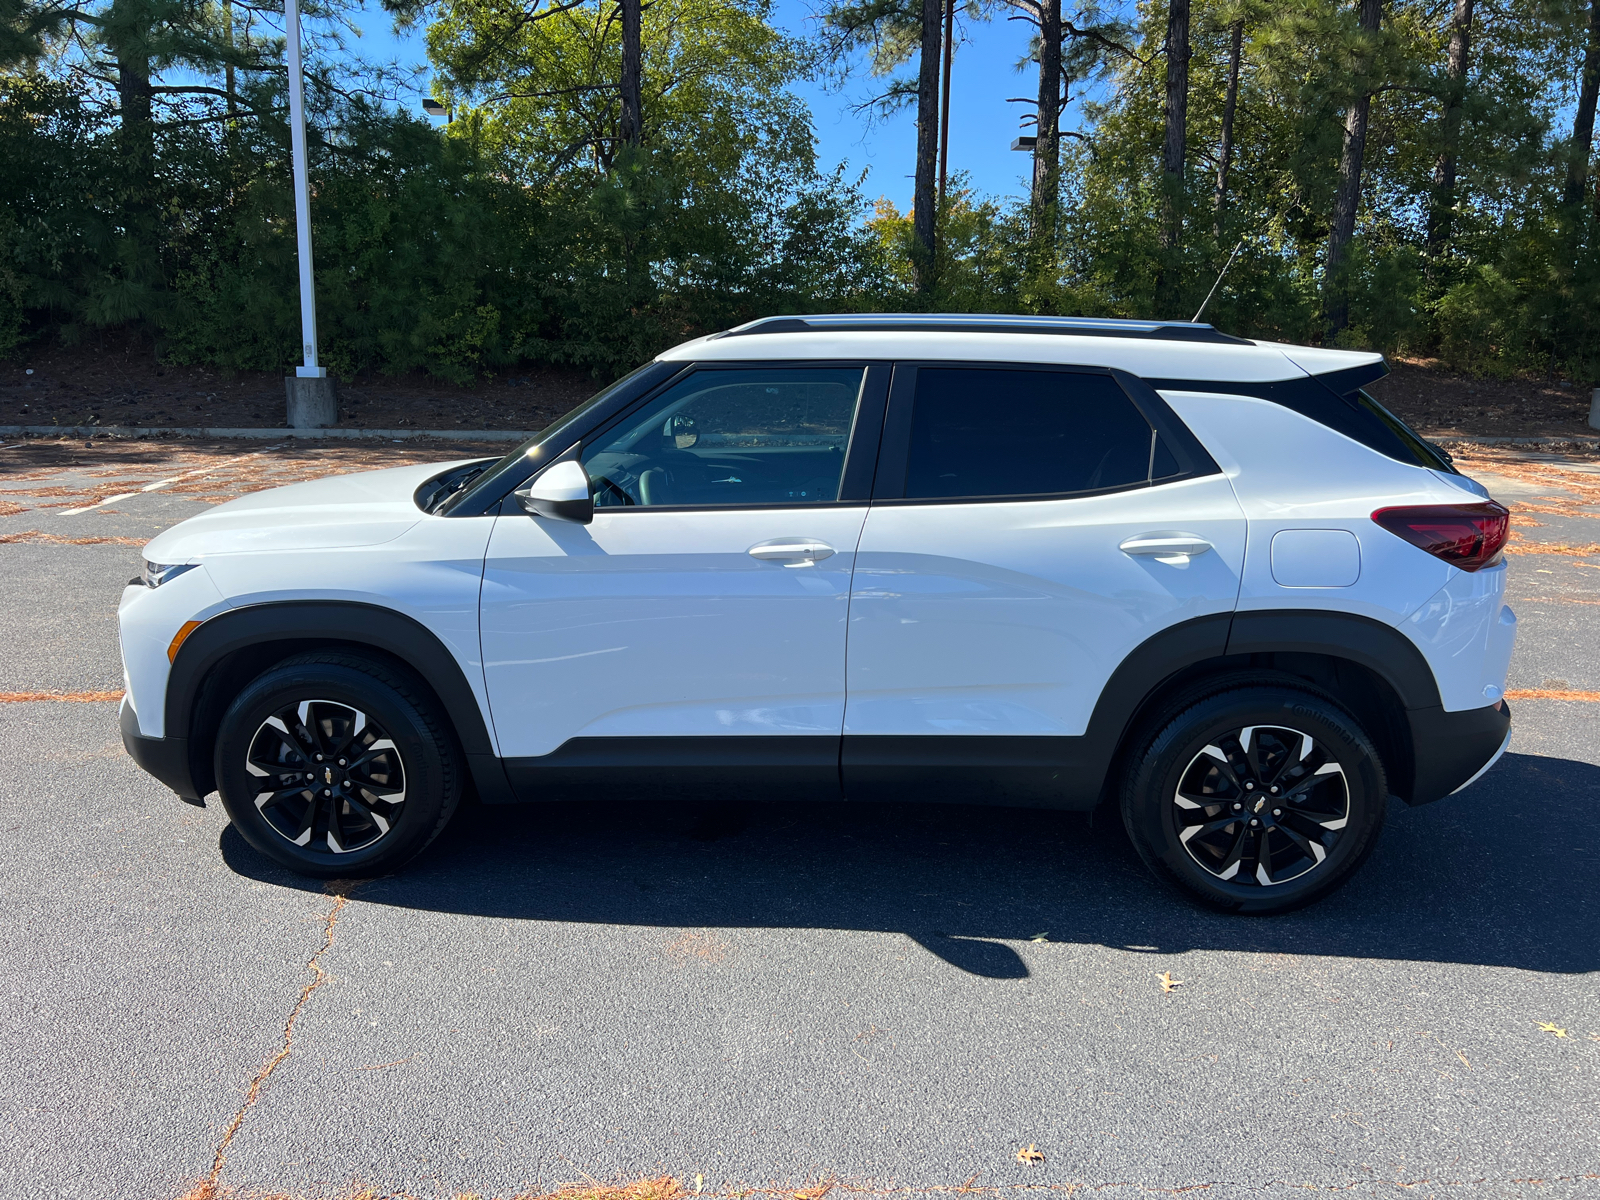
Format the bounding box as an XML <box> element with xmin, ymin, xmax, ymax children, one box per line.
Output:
<box><xmin>716</xmin><ymin>313</ymin><xmax>1254</xmax><ymax>345</ymax></box>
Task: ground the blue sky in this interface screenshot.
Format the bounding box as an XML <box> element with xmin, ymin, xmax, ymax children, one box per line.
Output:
<box><xmin>345</xmin><ymin>0</ymin><xmax>1061</xmax><ymax>207</ymax></box>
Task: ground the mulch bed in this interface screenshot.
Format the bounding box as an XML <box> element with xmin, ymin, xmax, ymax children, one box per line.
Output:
<box><xmin>1362</xmin><ymin>358</ymin><xmax>1595</xmax><ymax>440</ymax></box>
<box><xmin>1</xmin><ymin>333</ymin><xmax>593</xmax><ymax>432</ymax></box>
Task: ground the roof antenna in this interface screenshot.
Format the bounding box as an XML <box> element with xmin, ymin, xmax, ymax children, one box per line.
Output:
<box><xmin>1191</xmin><ymin>239</ymin><xmax>1245</xmax><ymax>323</ymax></box>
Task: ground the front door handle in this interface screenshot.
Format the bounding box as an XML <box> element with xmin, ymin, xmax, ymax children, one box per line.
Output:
<box><xmin>1119</xmin><ymin>533</ymin><xmax>1214</xmax><ymax>561</ymax></box>
<box><xmin>748</xmin><ymin>538</ymin><xmax>836</xmax><ymax>566</ymax></box>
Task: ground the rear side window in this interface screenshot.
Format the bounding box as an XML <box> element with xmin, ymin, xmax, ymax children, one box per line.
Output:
<box><xmin>1142</xmin><ymin>367</ymin><xmax>1454</xmax><ymax>473</ymax></box>
<box><xmin>904</xmin><ymin>368</ymin><xmax>1153</xmax><ymax>500</ymax></box>
<box><xmin>1353</xmin><ymin>389</ymin><xmax>1455</xmax><ymax>471</ymax></box>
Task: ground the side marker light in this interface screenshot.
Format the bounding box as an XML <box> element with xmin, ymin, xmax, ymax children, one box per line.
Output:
<box><xmin>168</xmin><ymin>620</ymin><xmax>203</xmax><ymax>663</ymax></box>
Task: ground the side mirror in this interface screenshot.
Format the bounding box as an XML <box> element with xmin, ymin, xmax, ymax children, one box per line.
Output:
<box><xmin>514</xmin><ymin>459</ymin><xmax>594</xmax><ymax>524</ymax></box>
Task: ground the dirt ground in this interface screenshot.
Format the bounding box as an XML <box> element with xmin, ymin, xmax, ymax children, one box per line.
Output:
<box><xmin>1366</xmin><ymin>358</ymin><xmax>1598</xmax><ymax>440</ymax></box>
<box><xmin>2</xmin><ymin>336</ymin><xmax>1597</xmax><ymax>440</ymax></box>
<box><xmin>0</xmin><ymin>334</ymin><xmax>594</xmax><ymax>433</ymax></box>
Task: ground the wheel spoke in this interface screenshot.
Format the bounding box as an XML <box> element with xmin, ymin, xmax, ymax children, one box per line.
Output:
<box><xmin>1205</xmin><ymin>745</ymin><xmax>1249</xmax><ymax>793</ymax></box>
<box><xmin>1254</xmin><ymin>825</ymin><xmax>1277</xmax><ymax>885</ymax></box>
<box><xmin>341</xmin><ymin>791</ymin><xmax>392</xmax><ymax>836</ymax></box>
<box><xmin>322</xmin><ymin>795</ymin><xmax>342</xmax><ymax>852</ymax></box>
<box><xmin>327</xmin><ymin>709</ymin><xmax>369</xmax><ymax>760</ymax></box>
<box><xmin>290</xmin><ymin>793</ymin><xmax>319</xmax><ymax>847</ymax></box>
<box><xmin>297</xmin><ymin>700</ymin><xmax>336</xmax><ymax>757</ymax></box>
<box><xmin>1213</xmin><ymin>822</ymin><xmax>1250</xmax><ymax>880</ymax></box>
<box><xmin>1276</xmin><ymin>821</ymin><xmax>1327</xmax><ymax>865</ymax></box>
<box><xmin>1286</xmin><ymin>801</ymin><xmax>1345</xmax><ymax>823</ymax></box>
<box><xmin>1178</xmin><ymin>815</ymin><xmax>1238</xmax><ymax>843</ymax></box>
<box><xmin>353</xmin><ymin>780</ymin><xmax>405</xmax><ymax>802</ymax></box>
<box><xmin>345</xmin><ymin>740</ymin><xmax>398</xmax><ymax>775</ymax></box>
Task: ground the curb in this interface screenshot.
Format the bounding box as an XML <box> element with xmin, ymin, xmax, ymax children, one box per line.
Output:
<box><xmin>1436</xmin><ymin>435</ymin><xmax>1600</xmax><ymax>449</ymax></box>
<box><xmin>3</xmin><ymin>425</ymin><xmax>1596</xmax><ymax>451</ymax></box>
<box><xmin>0</xmin><ymin>424</ymin><xmax>531</xmax><ymax>442</ymax></box>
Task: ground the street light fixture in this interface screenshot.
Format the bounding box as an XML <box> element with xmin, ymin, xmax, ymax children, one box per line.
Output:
<box><xmin>283</xmin><ymin>0</ymin><xmax>336</xmax><ymax>429</ymax></box>
<box><xmin>422</xmin><ymin>97</ymin><xmax>450</xmax><ymax>121</ymax></box>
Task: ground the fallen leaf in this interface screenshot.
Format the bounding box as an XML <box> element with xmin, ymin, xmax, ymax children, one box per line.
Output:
<box><xmin>695</xmin><ymin>1176</ymin><xmax>705</xmax><ymax>1193</ymax></box>
<box><xmin>1016</xmin><ymin>1144</ymin><xmax>1045</xmax><ymax>1165</ymax></box>
<box><xmin>1029</xmin><ymin>932</ymin><xmax>1049</xmax><ymax>942</ymax></box>
<box><xmin>1158</xmin><ymin>971</ymin><xmax>1183</xmax><ymax>993</ymax></box>
<box><xmin>1536</xmin><ymin>1021</ymin><xmax>1569</xmax><ymax>1038</ymax></box>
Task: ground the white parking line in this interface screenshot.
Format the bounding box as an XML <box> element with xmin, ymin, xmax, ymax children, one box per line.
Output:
<box><xmin>57</xmin><ymin>445</ymin><xmax>285</xmax><ymax>516</ymax></box>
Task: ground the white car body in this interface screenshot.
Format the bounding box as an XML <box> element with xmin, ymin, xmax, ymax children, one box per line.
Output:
<box><xmin>120</xmin><ymin>316</ymin><xmax>1514</xmax><ymax>826</ymax></box>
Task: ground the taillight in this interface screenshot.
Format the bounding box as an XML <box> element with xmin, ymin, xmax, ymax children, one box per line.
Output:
<box><xmin>1370</xmin><ymin>501</ymin><xmax>1509</xmax><ymax>571</ymax></box>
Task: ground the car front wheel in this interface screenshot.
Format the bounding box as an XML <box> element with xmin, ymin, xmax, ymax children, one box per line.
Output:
<box><xmin>1120</xmin><ymin>682</ymin><xmax>1388</xmax><ymax>915</ymax></box>
<box><xmin>214</xmin><ymin>652</ymin><xmax>463</xmax><ymax>878</ymax></box>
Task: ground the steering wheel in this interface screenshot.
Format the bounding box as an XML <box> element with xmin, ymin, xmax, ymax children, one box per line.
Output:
<box><xmin>593</xmin><ymin>475</ymin><xmax>636</xmax><ymax>506</ymax></box>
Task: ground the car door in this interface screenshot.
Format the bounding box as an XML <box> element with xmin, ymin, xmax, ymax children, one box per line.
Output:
<box><xmin>481</xmin><ymin>362</ymin><xmax>887</xmax><ymax>800</ymax></box>
<box><xmin>841</xmin><ymin>362</ymin><xmax>1247</xmax><ymax>805</ymax></box>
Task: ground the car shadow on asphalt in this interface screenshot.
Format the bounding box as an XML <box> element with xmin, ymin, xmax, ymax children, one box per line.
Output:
<box><xmin>221</xmin><ymin>750</ymin><xmax>1598</xmax><ymax>979</ymax></box>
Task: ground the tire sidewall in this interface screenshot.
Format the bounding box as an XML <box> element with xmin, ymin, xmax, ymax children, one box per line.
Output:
<box><xmin>214</xmin><ymin>661</ymin><xmax>451</xmax><ymax>878</ymax></box>
<box><xmin>1123</xmin><ymin>688</ymin><xmax>1388</xmax><ymax>914</ymax></box>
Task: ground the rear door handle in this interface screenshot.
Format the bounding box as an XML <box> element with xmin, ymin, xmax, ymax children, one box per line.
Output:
<box><xmin>748</xmin><ymin>538</ymin><xmax>836</xmax><ymax>566</ymax></box>
<box><xmin>1119</xmin><ymin>533</ymin><xmax>1214</xmax><ymax>560</ymax></box>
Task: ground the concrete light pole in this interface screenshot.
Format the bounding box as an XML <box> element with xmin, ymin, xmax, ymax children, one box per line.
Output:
<box><xmin>284</xmin><ymin>0</ymin><xmax>337</xmax><ymax>428</ymax></box>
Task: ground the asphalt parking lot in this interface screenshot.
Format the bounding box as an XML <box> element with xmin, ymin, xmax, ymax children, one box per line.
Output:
<box><xmin>1</xmin><ymin>436</ymin><xmax>1596</xmax><ymax>1200</ymax></box>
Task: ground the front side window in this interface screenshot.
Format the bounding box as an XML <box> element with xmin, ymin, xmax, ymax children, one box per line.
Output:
<box><xmin>583</xmin><ymin>367</ymin><xmax>865</xmax><ymax>508</ymax></box>
<box><xmin>903</xmin><ymin>368</ymin><xmax>1154</xmax><ymax>500</ymax></box>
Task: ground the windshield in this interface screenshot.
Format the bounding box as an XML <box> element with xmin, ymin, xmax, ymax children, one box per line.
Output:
<box><xmin>437</xmin><ymin>361</ymin><xmax>665</xmax><ymax>516</ymax></box>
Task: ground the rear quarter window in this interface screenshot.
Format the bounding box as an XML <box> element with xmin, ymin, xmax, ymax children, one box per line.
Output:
<box><xmin>1142</xmin><ymin>367</ymin><xmax>1455</xmax><ymax>473</ymax></box>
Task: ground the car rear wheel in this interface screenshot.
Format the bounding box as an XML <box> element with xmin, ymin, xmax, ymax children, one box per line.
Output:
<box><xmin>214</xmin><ymin>652</ymin><xmax>462</xmax><ymax>878</ymax></box>
<box><xmin>1120</xmin><ymin>682</ymin><xmax>1388</xmax><ymax>914</ymax></box>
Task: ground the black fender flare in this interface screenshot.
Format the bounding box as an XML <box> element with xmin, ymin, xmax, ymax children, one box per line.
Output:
<box><xmin>1223</xmin><ymin>609</ymin><xmax>1442</xmax><ymax>709</ymax></box>
<box><xmin>1075</xmin><ymin>613</ymin><xmax>1233</xmax><ymax>800</ymax></box>
<box><xmin>168</xmin><ymin>600</ymin><xmax>512</xmax><ymax>803</ymax></box>
<box><xmin>1078</xmin><ymin>608</ymin><xmax>1448</xmax><ymax>804</ymax></box>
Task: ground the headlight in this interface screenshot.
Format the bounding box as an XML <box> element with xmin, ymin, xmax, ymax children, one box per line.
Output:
<box><xmin>141</xmin><ymin>561</ymin><xmax>198</xmax><ymax>588</ymax></box>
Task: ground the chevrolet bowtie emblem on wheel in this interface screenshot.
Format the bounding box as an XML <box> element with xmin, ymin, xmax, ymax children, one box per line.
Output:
<box><xmin>1253</xmin><ymin>797</ymin><xmax>1266</xmax><ymax>814</ymax></box>
<box><xmin>324</xmin><ymin>766</ymin><xmax>334</xmax><ymax>786</ymax></box>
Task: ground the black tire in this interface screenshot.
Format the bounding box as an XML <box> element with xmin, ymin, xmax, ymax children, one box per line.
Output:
<box><xmin>214</xmin><ymin>651</ymin><xmax>463</xmax><ymax>878</ymax></box>
<box><xmin>1120</xmin><ymin>681</ymin><xmax>1388</xmax><ymax>915</ymax></box>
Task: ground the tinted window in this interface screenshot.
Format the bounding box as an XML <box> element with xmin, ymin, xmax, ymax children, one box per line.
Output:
<box><xmin>583</xmin><ymin>367</ymin><xmax>864</xmax><ymax>507</ymax></box>
<box><xmin>1152</xmin><ymin>434</ymin><xmax>1181</xmax><ymax>479</ymax></box>
<box><xmin>1140</xmin><ymin>368</ymin><xmax>1454</xmax><ymax>474</ymax></box>
<box><xmin>904</xmin><ymin>368</ymin><xmax>1153</xmax><ymax>500</ymax></box>
<box><xmin>1354</xmin><ymin>389</ymin><xmax>1455</xmax><ymax>471</ymax></box>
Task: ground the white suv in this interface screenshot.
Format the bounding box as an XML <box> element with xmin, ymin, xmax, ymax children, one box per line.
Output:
<box><xmin>118</xmin><ymin>315</ymin><xmax>1515</xmax><ymax>913</ymax></box>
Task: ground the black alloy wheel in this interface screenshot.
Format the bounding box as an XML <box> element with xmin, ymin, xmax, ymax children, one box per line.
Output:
<box><xmin>1121</xmin><ymin>680</ymin><xmax>1388</xmax><ymax>914</ymax></box>
<box><xmin>215</xmin><ymin>652</ymin><xmax>462</xmax><ymax>878</ymax></box>
<box><xmin>1172</xmin><ymin>724</ymin><xmax>1350</xmax><ymax>888</ymax></box>
<box><xmin>245</xmin><ymin>699</ymin><xmax>407</xmax><ymax>855</ymax></box>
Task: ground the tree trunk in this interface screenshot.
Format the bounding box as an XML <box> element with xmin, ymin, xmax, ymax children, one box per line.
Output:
<box><xmin>619</xmin><ymin>0</ymin><xmax>642</xmax><ymax>148</ymax></box>
<box><xmin>224</xmin><ymin>0</ymin><xmax>236</xmax><ymax>116</ymax></box>
<box><xmin>938</xmin><ymin>0</ymin><xmax>955</xmax><ymax>205</ymax></box>
<box><xmin>1564</xmin><ymin>0</ymin><xmax>1600</xmax><ymax>208</ymax></box>
<box><xmin>1426</xmin><ymin>0</ymin><xmax>1472</xmax><ymax>254</ymax></box>
<box><xmin>912</xmin><ymin>0</ymin><xmax>942</xmax><ymax>294</ymax></box>
<box><xmin>1032</xmin><ymin>0</ymin><xmax>1062</xmax><ymax>242</ymax></box>
<box><xmin>116</xmin><ymin>53</ymin><xmax>154</xmax><ymax>182</ymax></box>
<box><xmin>1324</xmin><ymin>0</ymin><xmax>1383</xmax><ymax>337</ymax></box>
<box><xmin>1156</xmin><ymin>0</ymin><xmax>1190</xmax><ymax>312</ymax></box>
<box><xmin>1212</xmin><ymin>17</ymin><xmax>1242</xmax><ymax>239</ymax></box>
